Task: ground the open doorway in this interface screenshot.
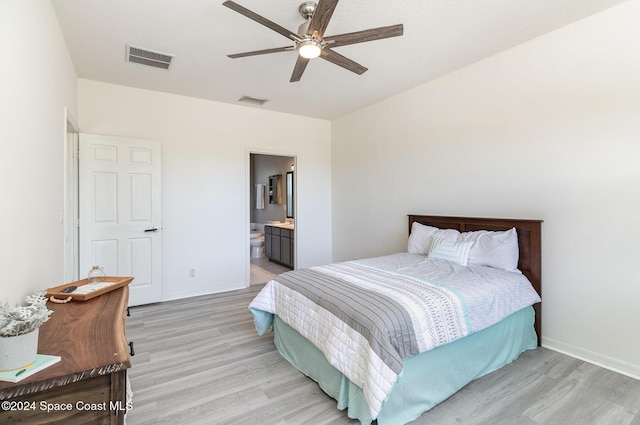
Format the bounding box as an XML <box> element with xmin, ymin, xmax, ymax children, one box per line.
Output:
<box><xmin>249</xmin><ymin>153</ymin><xmax>295</xmax><ymax>285</ymax></box>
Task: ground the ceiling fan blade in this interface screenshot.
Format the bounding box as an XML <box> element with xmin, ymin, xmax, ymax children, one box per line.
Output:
<box><xmin>320</xmin><ymin>49</ymin><xmax>367</xmax><ymax>75</ymax></box>
<box><xmin>228</xmin><ymin>46</ymin><xmax>294</xmax><ymax>59</ymax></box>
<box><xmin>325</xmin><ymin>24</ymin><xmax>404</xmax><ymax>48</ymax></box>
<box><xmin>307</xmin><ymin>0</ymin><xmax>339</xmax><ymax>39</ymax></box>
<box><xmin>290</xmin><ymin>56</ymin><xmax>310</xmax><ymax>82</ymax></box>
<box><xmin>223</xmin><ymin>1</ymin><xmax>297</xmax><ymax>41</ymax></box>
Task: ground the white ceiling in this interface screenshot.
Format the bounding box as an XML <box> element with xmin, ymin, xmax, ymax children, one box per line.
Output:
<box><xmin>52</xmin><ymin>0</ymin><xmax>627</xmax><ymax>120</ymax></box>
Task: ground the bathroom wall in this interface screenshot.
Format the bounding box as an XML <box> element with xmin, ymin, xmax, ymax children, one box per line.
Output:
<box><xmin>251</xmin><ymin>154</ymin><xmax>294</xmax><ymax>224</ymax></box>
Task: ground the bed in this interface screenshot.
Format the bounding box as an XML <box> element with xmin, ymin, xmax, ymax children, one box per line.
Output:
<box><xmin>249</xmin><ymin>215</ymin><xmax>542</xmax><ymax>424</ymax></box>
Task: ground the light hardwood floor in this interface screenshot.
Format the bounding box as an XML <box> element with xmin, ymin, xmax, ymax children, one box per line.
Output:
<box><xmin>125</xmin><ymin>284</ymin><xmax>640</xmax><ymax>425</ymax></box>
<box><xmin>250</xmin><ymin>257</ymin><xmax>290</xmax><ymax>285</ymax></box>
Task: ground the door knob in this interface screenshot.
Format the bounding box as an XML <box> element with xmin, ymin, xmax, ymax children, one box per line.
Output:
<box><xmin>144</xmin><ymin>227</ymin><xmax>159</xmax><ymax>232</ymax></box>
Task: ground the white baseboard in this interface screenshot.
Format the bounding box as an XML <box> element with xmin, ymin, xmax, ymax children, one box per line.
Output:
<box><xmin>542</xmin><ymin>336</ymin><xmax>640</xmax><ymax>380</ymax></box>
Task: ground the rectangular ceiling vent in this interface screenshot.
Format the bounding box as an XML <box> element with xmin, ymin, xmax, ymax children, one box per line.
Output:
<box><xmin>239</xmin><ymin>95</ymin><xmax>269</xmax><ymax>105</ymax></box>
<box><xmin>126</xmin><ymin>45</ymin><xmax>173</xmax><ymax>70</ymax></box>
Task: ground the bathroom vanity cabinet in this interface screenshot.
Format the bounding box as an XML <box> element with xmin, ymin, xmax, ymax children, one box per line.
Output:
<box><xmin>264</xmin><ymin>225</ymin><xmax>294</xmax><ymax>269</ymax></box>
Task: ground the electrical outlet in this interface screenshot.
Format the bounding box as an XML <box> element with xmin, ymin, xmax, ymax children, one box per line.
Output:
<box><xmin>189</xmin><ymin>268</ymin><xmax>195</xmax><ymax>277</ymax></box>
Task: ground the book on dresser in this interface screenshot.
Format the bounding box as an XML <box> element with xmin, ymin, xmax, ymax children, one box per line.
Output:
<box><xmin>0</xmin><ymin>354</ymin><xmax>61</xmax><ymax>383</ymax></box>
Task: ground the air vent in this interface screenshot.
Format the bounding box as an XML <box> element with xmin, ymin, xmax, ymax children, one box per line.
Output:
<box><xmin>239</xmin><ymin>96</ymin><xmax>269</xmax><ymax>105</ymax></box>
<box><xmin>126</xmin><ymin>45</ymin><xmax>173</xmax><ymax>70</ymax></box>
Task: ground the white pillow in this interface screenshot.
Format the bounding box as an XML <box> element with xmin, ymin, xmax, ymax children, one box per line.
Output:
<box><xmin>458</xmin><ymin>227</ymin><xmax>519</xmax><ymax>271</ymax></box>
<box><xmin>407</xmin><ymin>222</ymin><xmax>460</xmax><ymax>255</ymax></box>
<box><xmin>428</xmin><ymin>237</ymin><xmax>474</xmax><ymax>266</ymax></box>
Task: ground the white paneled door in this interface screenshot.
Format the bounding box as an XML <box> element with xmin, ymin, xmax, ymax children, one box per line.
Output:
<box><xmin>79</xmin><ymin>134</ymin><xmax>162</xmax><ymax>306</ymax></box>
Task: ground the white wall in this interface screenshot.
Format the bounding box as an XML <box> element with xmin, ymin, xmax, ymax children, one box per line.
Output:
<box><xmin>0</xmin><ymin>0</ymin><xmax>77</xmax><ymax>303</ymax></box>
<box><xmin>332</xmin><ymin>1</ymin><xmax>640</xmax><ymax>378</ymax></box>
<box><xmin>78</xmin><ymin>79</ymin><xmax>331</xmax><ymax>301</ymax></box>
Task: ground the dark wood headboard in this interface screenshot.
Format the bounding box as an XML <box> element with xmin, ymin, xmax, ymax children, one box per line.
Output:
<box><xmin>408</xmin><ymin>214</ymin><xmax>543</xmax><ymax>345</ymax></box>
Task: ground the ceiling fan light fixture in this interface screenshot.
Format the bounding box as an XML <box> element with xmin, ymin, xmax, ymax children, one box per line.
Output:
<box><xmin>223</xmin><ymin>0</ymin><xmax>404</xmax><ymax>82</ymax></box>
<box><xmin>297</xmin><ymin>38</ymin><xmax>322</xmax><ymax>59</ymax></box>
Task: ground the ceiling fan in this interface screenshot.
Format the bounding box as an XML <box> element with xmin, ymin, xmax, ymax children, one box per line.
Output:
<box><xmin>223</xmin><ymin>0</ymin><xmax>404</xmax><ymax>82</ymax></box>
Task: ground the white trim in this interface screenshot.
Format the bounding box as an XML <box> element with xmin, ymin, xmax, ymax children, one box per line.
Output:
<box><xmin>63</xmin><ymin>107</ymin><xmax>79</xmax><ymax>282</ymax></box>
<box><xmin>542</xmin><ymin>336</ymin><xmax>640</xmax><ymax>380</ymax></box>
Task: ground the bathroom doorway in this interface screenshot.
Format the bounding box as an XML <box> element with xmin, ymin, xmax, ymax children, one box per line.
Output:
<box><xmin>249</xmin><ymin>153</ymin><xmax>295</xmax><ymax>285</ymax></box>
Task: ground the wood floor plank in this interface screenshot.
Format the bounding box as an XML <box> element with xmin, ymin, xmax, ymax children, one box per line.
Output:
<box><xmin>125</xmin><ymin>284</ymin><xmax>640</xmax><ymax>425</ymax></box>
<box><xmin>523</xmin><ymin>363</ymin><xmax>637</xmax><ymax>425</ymax></box>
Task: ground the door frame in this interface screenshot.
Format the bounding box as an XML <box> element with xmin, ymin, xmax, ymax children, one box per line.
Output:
<box><xmin>63</xmin><ymin>108</ymin><xmax>80</xmax><ymax>282</ymax></box>
<box><xmin>246</xmin><ymin>148</ymin><xmax>297</xmax><ymax>286</ymax></box>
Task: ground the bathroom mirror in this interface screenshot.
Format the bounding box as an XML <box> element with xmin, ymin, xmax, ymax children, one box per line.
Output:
<box><xmin>286</xmin><ymin>171</ymin><xmax>294</xmax><ymax>218</ymax></box>
<box><xmin>268</xmin><ymin>174</ymin><xmax>282</xmax><ymax>204</ymax></box>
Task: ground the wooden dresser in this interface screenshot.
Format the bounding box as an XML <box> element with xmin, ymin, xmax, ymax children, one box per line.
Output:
<box><xmin>0</xmin><ymin>285</ymin><xmax>131</xmax><ymax>425</ymax></box>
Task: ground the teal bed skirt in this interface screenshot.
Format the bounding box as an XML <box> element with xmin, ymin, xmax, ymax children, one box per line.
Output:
<box><xmin>270</xmin><ymin>306</ymin><xmax>537</xmax><ymax>425</ymax></box>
